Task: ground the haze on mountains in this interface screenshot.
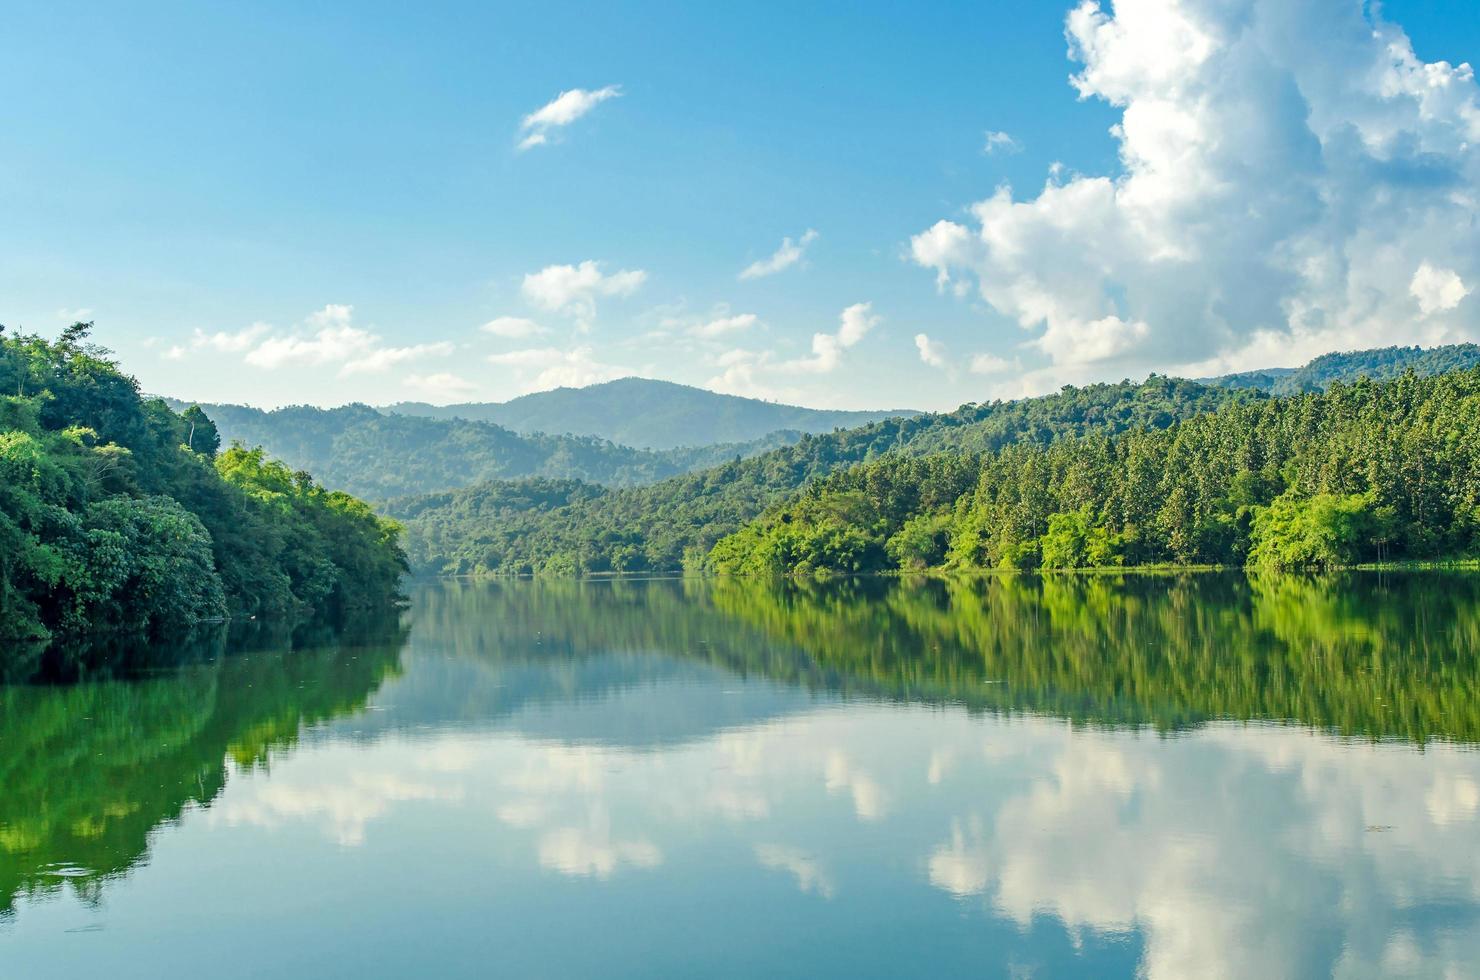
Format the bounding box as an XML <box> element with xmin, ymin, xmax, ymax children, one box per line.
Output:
<box><xmin>169</xmin><ymin>343</ymin><xmax>1480</xmax><ymax>511</ymax></box>
<box><xmin>381</xmin><ymin>377</ymin><xmax>917</xmax><ymax>450</ymax></box>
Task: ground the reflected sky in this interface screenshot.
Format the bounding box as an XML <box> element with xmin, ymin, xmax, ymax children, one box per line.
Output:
<box><xmin>4</xmin><ymin>576</ymin><xmax>1480</xmax><ymax>978</ymax></box>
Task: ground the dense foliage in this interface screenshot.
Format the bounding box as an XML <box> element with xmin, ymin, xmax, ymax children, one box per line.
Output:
<box><xmin>390</xmin><ymin>376</ymin><xmax>1251</xmax><ymax>575</ymax></box>
<box><xmin>709</xmin><ymin>369</ymin><xmax>1480</xmax><ymax>574</ymax></box>
<box><xmin>0</xmin><ymin>325</ymin><xmax>405</xmax><ymax>644</ymax></box>
<box><xmin>385</xmin><ymin>376</ymin><xmax>914</xmax><ymax>450</ymax></box>
<box><xmin>177</xmin><ymin>399</ymin><xmax>800</xmax><ymax>500</ymax></box>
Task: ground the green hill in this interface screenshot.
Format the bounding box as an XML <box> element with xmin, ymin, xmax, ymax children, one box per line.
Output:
<box><xmin>383</xmin><ymin>377</ymin><xmax>916</xmax><ymax>450</ymax></box>
<box><xmin>1208</xmin><ymin>343</ymin><xmax>1480</xmax><ymax>395</ymax></box>
<box><xmin>169</xmin><ymin>401</ymin><xmax>801</xmax><ymax>502</ymax></box>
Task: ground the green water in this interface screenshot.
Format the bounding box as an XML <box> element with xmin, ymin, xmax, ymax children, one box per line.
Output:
<box><xmin>3</xmin><ymin>572</ymin><xmax>1479</xmax><ymax>978</ymax></box>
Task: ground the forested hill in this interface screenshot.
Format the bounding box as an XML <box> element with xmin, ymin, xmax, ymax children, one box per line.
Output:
<box><xmin>168</xmin><ymin>401</ymin><xmax>800</xmax><ymax>502</ymax></box>
<box><xmin>388</xmin><ymin>376</ymin><xmax>1250</xmax><ymax>576</ymax></box>
<box><xmin>709</xmin><ymin>369</ymin><xmax>1480</xmax><ymax>576</ymax></box>
<box><xmin>382</xmin><ymin>377</ymin><xmax>916</xmax><ymax>450</ymax></box>
<box><xmin>1208</xmin><ymin>343</ymin><xmax>1480</xmax><ymax>396</ymax></box>
<box><xmin>0</xmin><ymin>324</ymin><xmax>405</xmax><ymax>652</ymax></box>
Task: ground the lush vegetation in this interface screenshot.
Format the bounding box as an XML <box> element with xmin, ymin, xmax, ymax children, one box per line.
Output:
<box><xmin>385</xmin><ymin>376</ymin><xmax>915</xmax><ymax>450</ymax></box>
<box><xmin>0</xmin><ymin>324</ymin><xmax>405</xmax><ymax>646</ymax></box>
<box><xmin>177</xmin><ymin>399</ymin><xmax>801</xmax><ymax>500</ymax></box>
<box><xmin>710</xmin><ymin>370</ymin><xmax>1480</xmax><ymax>575</ymax></box>
<box><xmin>1209</xmin><ymin>342</ymin><xmax>1480</xmax><ymax>396</ymax></box>
<box><xmin>390</xmin><ymin>376</ymin><xmax>1250</xmax><ymax>575</ymax></box>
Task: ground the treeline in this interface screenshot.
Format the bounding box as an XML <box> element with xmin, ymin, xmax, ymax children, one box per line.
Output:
<box><xmin>180</xmin><ymin>400</ymin><xmax>802</xmax><ymax>501</ymax></box>
<box><xmin>390</xmin><ymin>376</ymin><xmax>1249</xmax><ymax>575</ymax></box>
<box><xmin>1210</xmin><ymin>342</ymin><xmax>1480</xmax><ymax>396</ymax></box>
<box><xmin>709</xmin><ymin>369</ymin><xmax>1480</xmax><ymax>575</ymax></box>
<box><xmin>0</xmin><ymin>324</ymin><xmax>405</xmax><ymax>645</ymax></box>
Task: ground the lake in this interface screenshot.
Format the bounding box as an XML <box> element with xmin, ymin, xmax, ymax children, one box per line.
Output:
<box><xmin>3</xmin><ymin>572</ymin><xmax>1479</xmax><ymax>978</ymax></box>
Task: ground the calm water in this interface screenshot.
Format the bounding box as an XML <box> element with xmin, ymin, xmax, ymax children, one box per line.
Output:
<box><xmin>4</xmin><ymin>573</ymin><xmax>1480</xmax><ymax>978</ymax></box>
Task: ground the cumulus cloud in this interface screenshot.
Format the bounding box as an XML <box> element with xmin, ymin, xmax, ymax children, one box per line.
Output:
<box><xmin>521</xmin><ymin>260</ymin><xmax>646</xmax><ymax>326</ymax></box>
<box><xmin>912</xmin><ymin>0</ymin><xmax>1480</xmax><ymax>391</ymax></box>
<box><xmin>481</xmin><ymin>316</ymin><xmax>549</xmax><ymax>339</ymax></box>
<box><xmin>740</xmin><ymin>229</ymin><xmax>819</xmax><ymax>280</ymax></box>
<box><xmin>755</xmin><ymin>844</ymin><xmax>836</xmax><ymax>899</ymax></box>
<box><xmin>783</xmin><ymin>302</ymin><xmax>879</xmax><ymax>374</ymax></box>
<box><xmin>1411</xmin><ymin>262</ymin><xmax>1471</xmax><ymax>316</ymax></box>
<box><xmin>915</xmin><ymin>332</ymin><xmax>950</xmax><ymax>369</ymax></box>
<box><xmin>487</xmin><ymin>344</ymin><xmax>629</xmax><ymax>391</ymax></box>
<box><xmin>517</xmin><ymin>85</ymin><xmax>622</xmax><ymax>151</ymax></box>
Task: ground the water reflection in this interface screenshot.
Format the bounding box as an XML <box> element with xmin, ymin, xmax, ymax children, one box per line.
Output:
<box><xmin>3</xmin><ymin>573</ymin><xmax>1479</xmax><ymax>979</ymax></box>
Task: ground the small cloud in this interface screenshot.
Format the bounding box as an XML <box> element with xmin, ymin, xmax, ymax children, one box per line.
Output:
<box><xmin>481</xmin><ymin>316</ymin><xmax>549</xmax><ymax>339</ymax></box>
<box><xmin>740</xmin><ymin>229</ymin><xmax>819</xmax><ymax>280</ymax></box>
<box><xmin>915</xmin><ymin>333</ymin><xmax>949</xmax><ymax>369</ymax></box>
<box><xmin>970</xmin><ymin>352</ymin><xmax>1015</xmax><ymax>375</ymax></box>
<box><xmin>691</xmin><ymin>313</ymin><xmax>759</xmax><ymax>338</ymax></box>
<box><xmin>983</xmin><ymin>130</ymin><xmax>1021</xmax><ymax>154</ymax></box>
<box><xmin>55</xmin><ymin>307</ymin><xmax>93</xmax><ymax>322</ymax></box>
<box><xmin>755</xmin><ymin>844</ymin><xmax>835</xmax><ymax>899</ymax></box>
<box><xmin>403</xmin><ymin>372</ymin><xmax>480</xmax><ymax>401</ymax></box>
<box><xmin>521</xmin><ymin>260</ymin><xmax>647</xmax><ymax>326</ymax></box>
<box><xmin>783</xmin><ymin>302</ymin><xmax>880</xmax><ymax>375</ymax></box>
<box><xmin>487</xmin><ymin>345</ymin><xmax>629</xmax><ymax>391</ymax></box>
<box><xmin>186</xmin><ymin>305</ymin><xmax>453</xmax><ymax>377</ymax></box>
<box><xmin>517</xmin><ymin>85</ymin><xmax>622</xmax><ymax>151</ymax></box>
<box><xmin>163</xmin><ymin>344</ymin><xmax>186</xmax><ymax>361</ymax></box>
<box><xmin>1411</xmin><ymin>262</ymin><xmax>1470</xmax><ymax>316</ymax></box>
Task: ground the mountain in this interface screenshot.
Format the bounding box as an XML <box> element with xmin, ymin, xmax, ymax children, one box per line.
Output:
<box><xmin>382</xmin><ymin>377</ymin><xmax>917</xmax><ymax>450</ymax></box>
<box><xmin>387</xmin><ymin>376</ymin><xmax>1250</xmax><ymax>576</ymax></box>
<box><xmin>1208</xmin><ymin>343</ymin><xmax>1480</xmax><ymax>395</ymax></box>
<box><xmin>165</xmin><ymin>401</ymin><xmax>800</xmax><ymax>502</ymax></box>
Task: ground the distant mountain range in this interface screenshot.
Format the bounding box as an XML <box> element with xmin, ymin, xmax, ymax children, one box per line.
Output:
<box><xmin>161</xmin><ymin>401</ymin><xmax>804</xmax><ymax>502</ymax></box>
<box><xmin>382</xmin><ymin>377</ymin><xmax>918</xmax><ymax>450</ymax></box>
<box><xmin>168</xmin><ymin>343</ymin><xmax>1480</xmax><ymax>505</ymax></box>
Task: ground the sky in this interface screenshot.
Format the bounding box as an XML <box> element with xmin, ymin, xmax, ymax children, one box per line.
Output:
<box><xmin>3</xmin><ymin>0</ymin><xmax>1479</xmax><ymax>412</ymax></box>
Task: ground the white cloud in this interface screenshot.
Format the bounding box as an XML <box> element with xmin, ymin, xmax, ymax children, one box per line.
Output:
<box><xmin>915</xmin><ymin>333</ymin><xmax>949</xmax><ymax>369</ymax></box>
<box><xmin>179</xmin><ymin>306</ymin><xmax>453</xmax><ymax>379</ymax></box>
<box><xmin>784</xmin><ymin>302</ymin><xmax>879</xmax><ymax>374</ymax></box>
<box><xmin>481</xmin><ymin>316</ymin><xmax>549</xmax><ymax>339</ymax></box>
<box><xmin>983</xmin><ymin>130</ymin><xmax>1020</xmax><ymax>154</ymax></box>
<box><xmin>402</xmin><ymin>372</ymin><xmax>480</xmax><ymax>401</ymax></box>
<box><xmin>912</xmin><ymin>0</ymin><xmax>1480</xmax><ymax>389</ymax></box>
<box><xmin>340</xmin><ymin>341</ymin><xmax>456</xmax><ymax>376</ymax></box>
<box><xmin>740</xmin><ymin>229</ymin><xmax>819</xmax><ymax>280</ymax></box>
<box><xmin>54</xmin><ymin>307</ymin><xmax>93</xmax><ymax>321</ymax></box>
<box><xmin>487</xmin><ymin>345</ymin><xmax>629</xmax><ymax>391</ymax></box>
<box><xmin>517</xmin><ymin>85</ymin><xmax>622</xmax><ymax>151</ymax></box>
<box><xmin>191</xmin><ymin>322</ymin><xmax>272</xmax><ymax>354</ymax></box>
<box><xmin>691</xmin><ymin>313</ymin><xmax>759</xmax><ymax>338</ymax></box>
<box><xmin>1411</xmin><ymin>262</ymin><xmax>1471</xmax><ymax>316</ymax></box>
<box><xmin>521</xmin><ymin>260</ymin><xmax>647</xmax><ymax>325</ymax></box>
<box><xmin>969</xmin><ymin>352</ymin><xmax>1015</xmax><ymax>375</ymax></box>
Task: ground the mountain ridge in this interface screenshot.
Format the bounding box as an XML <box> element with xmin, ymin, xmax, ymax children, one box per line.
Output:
<box><xmin>381</xmin><ymin>376</ymin><xmax>918</xmax><ymax>450</ymax></box>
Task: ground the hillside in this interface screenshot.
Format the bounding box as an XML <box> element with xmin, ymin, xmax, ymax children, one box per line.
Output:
<box><xmin>709</xmin><ymin>369</ymin><xmax>1480</xmax><ymax>575</ymax></box>
<box><xmin>1208</xmin><ymin>343</ymin><xmax>1480</xmax><ymax>395</ymax></box>
<box><xmin>0</xmin><ymin>325</ymin><xmax>404</xmax><ymax>650</ymax></box>
<box><xmin>170</xmin><ymin>401</ymin><xmax>798</xmax><ymax>502</ymax></box>
<box><xmin>388</xmin><ymin>376</ymin><xmax>1251</xmax><ymax>575</ymax></box>
<box><xmin>383</xmin><ymin>377</ymin><xmax>916</xmax><ymax>450</ymax></box>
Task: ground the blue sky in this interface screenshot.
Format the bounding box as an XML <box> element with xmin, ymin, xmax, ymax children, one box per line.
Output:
<box><xmin>4</xmin><ymin>1</ymin><xmax>1479</xmax><ymax>411</ymax></box>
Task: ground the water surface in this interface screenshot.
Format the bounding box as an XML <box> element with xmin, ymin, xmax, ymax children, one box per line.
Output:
<box><xmin>4</xmin><ymin>573</ymin><xmax>1479</xmax><ymax>978</ymax></box>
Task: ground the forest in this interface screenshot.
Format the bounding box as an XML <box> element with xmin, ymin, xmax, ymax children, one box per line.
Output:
<box><xmin>0</xmin><ymin>324</ymin><xmax>406</xmax><ymax>646</ymax></box>
<box><xmin>708</xmin><ymin>369</ymin><xmax>1480</xmax><ymax>575</ymax></box>
<box><xmin>388</xmin><ymin>376</ymin><xmax>1253</xmax><ymax>575</ymax></box>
